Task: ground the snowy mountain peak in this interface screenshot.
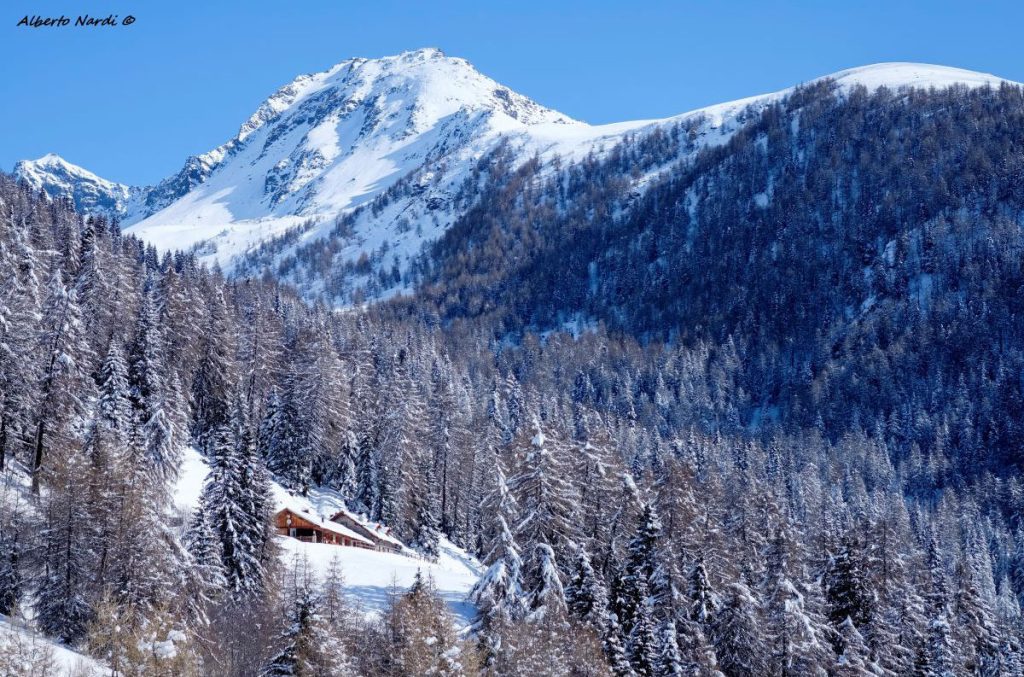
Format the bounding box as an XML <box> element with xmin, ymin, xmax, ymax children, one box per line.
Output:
<box><xmin>14</xmin><ymin>153</ymin><xmax>137</xmax><ymax>215</ymax></box>
<box><xmin>17</xmin><ymin>152</ymin><xmax>105</xmax><ymax>183</ymax></box>
<box><xmin>26</xmin><ymin>152</ymin><xmax>70</xmax><ymax>168</ymax></box>
<box><xmin>227</xmin><ymin>47</ymin><xmax>573</xmax><ymax>153</ymax></box>
<box><xmin>122</xmin><ymin>49</ymin><xmax>586</xmax><ymax>265</ymax></box>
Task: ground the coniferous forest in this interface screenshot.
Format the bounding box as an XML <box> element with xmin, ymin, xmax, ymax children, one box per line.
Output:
<box><xmin>3</xmin><ymin>78</ymin><xmax>1024</xmax><ymax>675</ymax></box>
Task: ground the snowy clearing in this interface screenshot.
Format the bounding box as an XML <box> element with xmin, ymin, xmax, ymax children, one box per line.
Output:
<box><xmin>174</xmin><ymin>447</ymin><xmax>483</xmax><ymax>625</ymax></box>
<box><xmin>276</xmin><ymin>536</ymin><xmax>482</xmax><ymax>627</ymax></box>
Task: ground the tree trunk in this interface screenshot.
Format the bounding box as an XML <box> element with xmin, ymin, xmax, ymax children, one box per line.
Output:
<box><xmin>31</xmin><ymin>419</ymin><xmax>44</xmax><ymax>495</ymax></box>
<box><xmin>0</xmin><ymin>413</ymin><xmax>7</xmax><ymax>472</ymax></box>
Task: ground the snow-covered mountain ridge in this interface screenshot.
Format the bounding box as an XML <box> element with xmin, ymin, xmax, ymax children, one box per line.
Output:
<box><xmin>12</xmin><ymin>54</ymin><xmax>1015</xmax><ymax>300</ymax></box>
<box><xmin>13</xmin><ymin>153</ymin><xmax>140</xmax><ymax>217</ymax></box>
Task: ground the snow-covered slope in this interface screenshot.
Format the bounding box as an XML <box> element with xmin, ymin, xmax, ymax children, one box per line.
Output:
<box><xmin>828</xmin><ymin>62</ymin><xmax>1008</xmax><ymax>91</ymax></box>
<box><xmin>13</xmin><ymin>56</ymin><xmax>1016</xmax><ymax>301</ymax></box>
<box><xmin>0</xmin><ymin>615</ymin><xmax>105</xmax><ymax>676</ymax></box>
<box><xmin>175</xmin><ymin>448</ymin><xmax>482</xmax><ymax>626</ymax></box>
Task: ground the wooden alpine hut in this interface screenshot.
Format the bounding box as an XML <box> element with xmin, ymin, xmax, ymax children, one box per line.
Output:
<box><xmin>274</xmin><ymin>506</ymin><xmax>374</xmax><ymax>548</ymax></box>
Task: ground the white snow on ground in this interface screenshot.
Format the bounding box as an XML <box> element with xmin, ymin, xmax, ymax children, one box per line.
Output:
<box><xmin>0</xmin><ymin>615</ymin><xmax>105</xmax><ymax>676</ymax></box>
<box><xmin>277</xmin><ymin>537</ymin><xmax>482</xmax><ymax>627</ymax></box>
<box><xmin>172</xmin><ymin>446</ymin><xmax>210</xmax><ymax>512</ymax></box>
<box><xmin>174</xmin><ymin>447</ymin><xmax>483</xmax><ymax>626</ymax></box>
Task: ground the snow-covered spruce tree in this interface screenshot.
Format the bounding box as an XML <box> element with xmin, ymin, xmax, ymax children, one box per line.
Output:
<box><xmin>825</xmin><ymin>533</ymin><xmax>875</xmax><ymax>640</ymax></box>
<box><xmin>565</xmin><ymin>547</ymin><xmax>632</xmax><ymax>675</ymax></box>
<box><xmin>0</xmin><ymin>204</ymin><xmax>47</xmax><ymax>474</ymax></box>
<box><xmin>652</xmin><ymin>456</ymin><xmax>702</xmax><ymax>579</ymax></box>
<box><xmin>188</xmin><ymin>397</ymin><xmax>275</xmax><ymax>603</ymax></box>
<box><xmin>477</xmin><ymin>446</ymin><xmax>518</xmax><ymax>565</ymax></box>
<box><xmin>383</xmin><ymin>350</ymin><xmax>433</xmax><ymax>542</ymax></box>
<box><xmin>414</xmin><ymin>499</ymin><xmax>442</xmax><ymax>561</ymax></box>
<box><xmin>332</xmin><ymin>427</ymin><xmax>361</xmax><ymax>504</ymax></box>
<box><xmin>85</xmin><ymin>344</ymin><xmax>134</xmax><ymax>588</ymax></box>
<box><xmin>626</xmin><ymin>589</ymin><xmax>659</xmax><ymax>677</ymax></box>
<box><xmin>616</xmin><ymin>502</ymin><xmax>685</xmax><ymax>674</ymax></box>
<box><xmin>502</xmin><ymin>373</ymin><xmax>525</xmax><ymax>444</ymax></box>
<box><xmin>952</xmin><ymin>554</ymin><xmax>1001</xmax><ymax>674</ymax></box>
<box><xmin>576</xmin><ymin>430</ymin><xmax>631</xmax><ymax>570</ymax></box>
<box><xmin>676</xmin><ymin>618</ymin><xmax>722</xmax><ymax>677</ymax></box>
<box><xmin>688</xmin><ymin>557</ymin><xmax>720</xmax><ymax>629</ymax></box>
<box><xmin>710</xmin><ymin>582</ymin><xmax>766</xmax><ymax>676</ymax></box>
<box><xmin>0</xmin><ymin>511</ymin><xmax>22</xmax><ymax>618</ymax></box>
<box><xmin>861</xmin><ymin>493</ymin><xmax>922</xmax><ymax>674</ymax></box>
<box><xmin>655</xmin><ymin>618</ymin><xmax>685</xmax><ymax>676</ymax></box>
<box><xmin>1011</xmin><ymin>531</ymin><xmax>1024</xmax><ymax>617</ymax></box>
<box><xmin>80</xmin><ymin>410</ymin><xmax>120</xmax><ymax>592</ymax></box>
<box><xmin>523</xmin><ymin>542</ymin><xmax>568</xmax><ymax>623</ymax></box>
<box><xmin>350</xmin><ymin>353</ymin><xmax>385</xmax><ymax>518</ymax></box>
<box><xmin>128</xmin><ymin>278</ymin><xmax>181</xmax><ymax>482</ymax></box>
<box><xmin>508</xmin><ymin>416</ymin><xmax>580</xmax><ymax>566</ymax></box>
<box><xmin>761</xmin><ymin>526</ymin><xmax>834</xmax><ymax>675</ymax></box>
<box><xmin>567</xmin><ymin>547</ymin><xmax>611</xmax><ymax>629</ymax></box>
<box><xmin>274</xmin><ymin>322</ymin><xmax>349</xmax><ymax>492</ymax></box>
<box><xmin>470</xmin><ymin>455</ymin><xmax>527</xmax><ymax>663</ymax></box>
<box><xmin>97</xmin><ymin>343</ymin><xmax>133</xmax><ymax>438</ymax></box>
<box><xmin>75</xmin><ymin>216</ymin><xmax>114</xmax><ymax>347</ymax></box>
<box><xmin>182</xmin><ymin>504</ymin><xmax>228</xmax><ymax>603</ymax></box>
<box><xmin>191</xmin><ymin>288</ymin><xmax>238</xmax><ymax>455</ymax></box>
<box><xmin>257</xmin><ymin>387</ymin><xmax>299</xmax><ymax>486</ymax></box>
<box><xmin>832</xmin><ymin>616</ymin><xmax>875</xmax><ymax>676</ymax></box>
<box><xmin>427</xmin><ymin>356</ymin><xmax>457</xmax><ymax>536</ymax></box>
<box><xmin>232</xmin><ymin>393</ymin><xmax>276</xmax><ymax>574</ymax></box>
<box><xmin>411</xmin><ymin>448</ymin><xmax>443</xmax><ymax>560</ymax></box>
<box><xmin>237</xmin><ymin>293</ymin><xmax>283</xmax><ymax>429</ymax></box>
<box><xmin>921</xmin><ymin>535</ymin><xmax>958</xmax><ymax>676</ymax></box>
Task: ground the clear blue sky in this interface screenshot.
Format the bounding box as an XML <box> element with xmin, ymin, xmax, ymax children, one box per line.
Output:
<box><xmin>3</xmin><ymin>0</ymin><xmax>1022</xmax><ymax>186</ymax></box>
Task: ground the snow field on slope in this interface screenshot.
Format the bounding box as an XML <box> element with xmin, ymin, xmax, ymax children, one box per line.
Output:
<box><xmin>276</xmin><ymin>538</ymin><xmax>481</xmax><ymax>627</ymax></box>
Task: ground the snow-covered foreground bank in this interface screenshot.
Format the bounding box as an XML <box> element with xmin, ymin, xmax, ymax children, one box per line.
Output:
<box><xmin>174</xmin><ymin>447</ymin><xmax>483</xmax><ymax>626</ymax></box>
<box><xmin>0</xmin><ymin>615</ymin><xmax>104</xmax><ymax>676</ymax></box>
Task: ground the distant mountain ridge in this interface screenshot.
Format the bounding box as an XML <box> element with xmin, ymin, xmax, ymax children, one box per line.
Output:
<box><xmin>12</xmin><ymin>53</ymin><xmax>1015</xmax><ymax>300</ymax></box>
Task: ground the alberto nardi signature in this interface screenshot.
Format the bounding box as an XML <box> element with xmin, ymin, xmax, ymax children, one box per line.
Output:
<box><xmin>17</xmin><ymin>14</ymin><xmax>136</xmax><ymax>28</ymax></box>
